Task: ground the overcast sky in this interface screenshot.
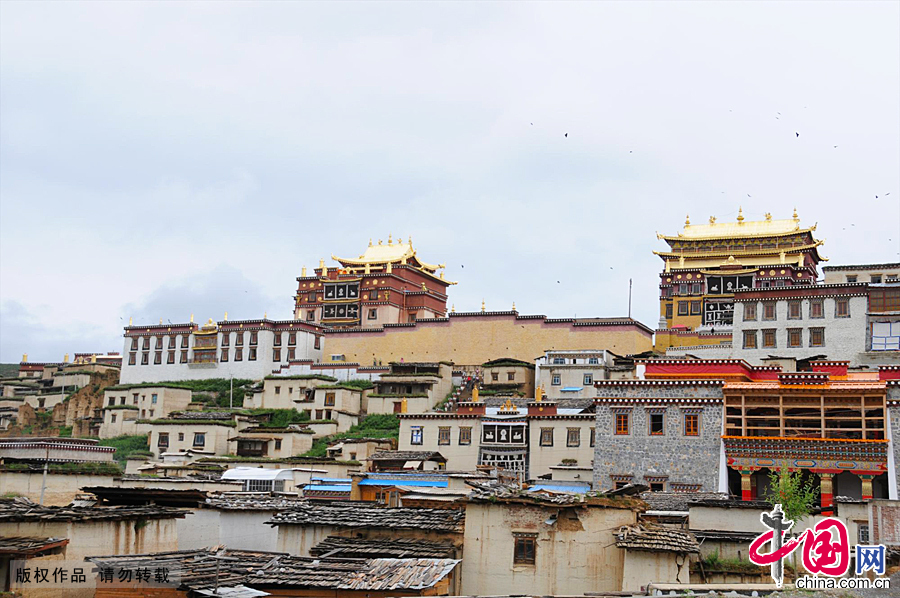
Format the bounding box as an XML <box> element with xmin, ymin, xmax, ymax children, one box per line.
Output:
<box><xmin>1</xmin><ymin>1</ymin><xmax>898</xmax><ymax>363</ymax></box>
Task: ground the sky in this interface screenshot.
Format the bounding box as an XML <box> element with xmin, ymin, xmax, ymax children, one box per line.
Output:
<box><xmin>1</xmin><ymin>1</ymin><xmax>898</xmax><ymax>363</ymax></box>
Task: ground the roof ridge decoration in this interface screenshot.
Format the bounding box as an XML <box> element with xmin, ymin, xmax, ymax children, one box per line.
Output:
<box><xmin>657</xmin><ymin>209</ymin><xmax>818</xmax><ymax>242</ymax></box>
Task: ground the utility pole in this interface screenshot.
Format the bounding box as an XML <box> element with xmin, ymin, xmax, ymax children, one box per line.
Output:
<box><xmin>39</xmin><ymin>442</ymin><xmax>49</xmax><ymax>505</ymax></box>
<box><xmin>628</xmin><ymin>278</ymin><xmax>633</xmax><ymax>318</ymax></box>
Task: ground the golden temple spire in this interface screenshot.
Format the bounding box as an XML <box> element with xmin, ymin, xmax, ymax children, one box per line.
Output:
<box><xmin>793</xmin><ymin>207</ymin><xmax>799</xmax><ymax>221</ymax></box>
<box><xmin>368</xmin><ymin>238</ymin><xmax>373</xmax><ymax>247</ymax></box>
<box><xmin>737</xmin><ymin>207</ymin><xmax>744</xmax><ymax>223</ymax></box>
<box><xmin>224</xmin><ymin>311</ymin><xmax>228</xmax><ymax>321</ymax></box>
<box><xmin>301</xmin><ymin>266</ymin><xmax>307</xmax><ymax>277</ymax></box>
<box><xmin>190</xmin><ymin>313</ymin><xmax>194</xmax><ymax>323</ymax></box>
<box><xmin>421</xmin><ymin>282</ymin><xmax>427</xmax><ymax>291</ymax></box>
<box><xmin>685</xmin><ymin>214</ymin><xmax>690</xmax><ymax>226</ymax></box>
<box><xmin>264</xmin><ymin>311</ymin><xmax>268</xmax><ymax>319</ymax></box>
<box><xmin>386</xmin><ymin>262</ymin><xmax>392</xmax><ymax>273</ymax></box>
<box><xmin>765</xmin><ymin>212</ymin><xmax>772</xmax><ymax>221</ymax></box>
<box><xmin>129</xmin><ymin>317</ymin><xmax>133</xmax><ymax>326</ymax></box>
<box><xmin>378</xmin><ymin>239</ymin><xmax>382</xmax><ymax>245</ymax></box>
<box><xmin>91</xmin><ymin>354</ymin><xmax>97</xmax><ymax>364</ymax></box>
<box><xmin>388</xmin><ymin>233</ymin><xmax>393</xmax><ymax>246</ymax></box>
<box><xmin>451</xmin><ymin>304</ymin><xmax>456</xmax><ymax>313</ymax></box>
<box><xmin>535</xmin><ymin>385</ymin><xmax>543</xmax><ymax>401</ymax></box>
<box><xmin>512</xmin><ymin>301</ymin><xmax>516</xmax><ymax>311</ymax></box>
<box><xmin>63</xmin><ymin>353</ymin><xmax>69</xmax><ymax>363</ymax></box>
<box><xmin>709</xmin><ymin>216</ymin><xmax>716</xmax><ymax>224</ymax></box>
<box><xmin>481</xmin><ymin>299</ymin><xmax>486</xmax><ymax>312</ymax></box>
<box><xmin>22</xmin><ymin>353</ymin><xmax>27</xmax><ymax>363</ymax></box>
<box><xmin>408</xmin><ymin>235</ymin><xmax>413</xmax><ymax>247</ymax></box>
<box><xmin>472</xmin><ymin>385</ymin><xmax>479</xmax><ymax>402</ymax></box>
<box><xmin>159</xmin><ymin>318</ymin><xmax>163</xmax><ymax>325</ymax></box>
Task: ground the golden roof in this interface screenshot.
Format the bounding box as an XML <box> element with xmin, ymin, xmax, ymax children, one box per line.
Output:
<box><xmin>658</xmin><ymin>211</ymin><xmax>816</xmax><ymax>242</ymax></box>
<box><xmin>331</xmin><ymin>238</ymin><xmax>455</xmax><ymax>284</ymax></box>
<box><xmin>664</xmin><ymin>254</ymin><xmax>805</xmax><ymax>271</ymax></box>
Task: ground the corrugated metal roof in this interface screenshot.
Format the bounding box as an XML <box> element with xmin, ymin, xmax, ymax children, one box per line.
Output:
<box><xmin>358</xmin><ymin>479</ymin><xmax>448</xmax><ymax>487</ymax></box>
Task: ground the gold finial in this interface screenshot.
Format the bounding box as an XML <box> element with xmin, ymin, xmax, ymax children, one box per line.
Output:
<box><xmin>765</xmin><ymin>212</ymin><xmax>772</xmax><ymax>221</ymax></box>
<box><xmin>264</xmin><ymin>311</ymin><xmax>267</xmax><ymax>319</ymax></box>
<box><xmin>793</xmin><ymin>207</ymin><xmax>799</xmax><ymax>221</ymax></box>
<box><xmin>190</xmin><ymin>313</ymin><xmax>194</xmax><ymax>323</ymax></box>
<box><xmin>386</xmin><ymin>262</ymin><xmax>392</xmax><ymax>273</ymax></box>
<box><xmin>481</xmin><ymin>299</ymin><xmax>486</xmax><ymax>312</ymax></box>
<box><xmin>159</xmin><ymin>318</ymin><xmax>163</xmax><ymax>325</ymax></box>
<box><xmin>91</xmin><ymin>354</ymin><xmax>97</xmax><ymax>364</ymax></box>
<box><xmin>709</xmin><ymin>216</ymin><xmax>716</xmax><ymax>224</ymax></box>
<box><xmin>401</xmin><ymin>398</ymin><xmax>408</xmax><ymax>413</ymax></box>
<box><xmin>63</xmin><ymin>353</ymin><xmax>69</xmax><ymax>363</ymax></box>
<box><xmin>451</xmin><ymin>304</ymin><xmax>456</xmax><ymax>313</ymax></box>
<box><xmin>224</xmin><ymin>311</ymin><xmax>228</xmax><ymax>321</ymax></box>
<box><xmin>501</xmin><ymin>398</ymin><xmax>515</xmax><ymax>411</ymax></box>
<box><xmin>512</xmin><ymin>301</ymin><xmax>516</xmax><ymax>311</ymax></box>
<box><xmin>440</xmin><ymin>271</ymin><xmax>445</xmax><ymax>280</ymax></box>
<box><xmin>685</xmin><ymin>214</ymin><xmax>690</xmax><ymax>226</ymax></box>
<box><xmin>128</xmin><ymin>317</ymin><xmax>133</xmax><ymax>326</ymax></box>
<box><xmin>369</xmin><ymin>238</ymin><xmax>373</xmax><ymax>247</ymax></box>
<box><xmin>302</xmin><ymin>266</ymin><xmax>307</xmax><ymax>277</ymax></box>
<box><xmin>737</xmin><ymin>207</ymin><xmax>744</xmax><ymax>223</ymax></box>
<box><xmin>421</xmin><ymin>282</ymin><xmax>427</xmax><ymax>291</ymax></box>
<box><xmin>408</xmin><ymin>235</ymin><xmax>413</xmax><ymax>247</ymax></box>
<box><xmin>319</xmin><ymin>258</ymin><xmax>325</xmax><ymax>269</ymax></box>
<box><xmin>378</xmin><ymin>239</ymin><xmax>382</xmax><ymax>245</ymax></box>
<box><xmin>22</xmin><ymin>353</ymin><xmax>27</xmax><ymax>363</ymax></box>
<box><xmin>388</xmin><ymin>233</ymin><xmax>393</xmax><ymax>246</ymax></box>
<box><xmin>472</xmin><ymin>385</ymin><xmax>479</xmax><ymax>402</ymax></box>
<box><xmin>208</xmin><ymin>318</ymin><xmax>214</xmax><ymax>325</ymax></box>
<box><xmin>535</xmin><ymin>385</ymin><xmax>543</xmax><ymax>401</ymax></box>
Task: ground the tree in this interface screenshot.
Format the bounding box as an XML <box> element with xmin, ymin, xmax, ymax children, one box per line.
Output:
<box><xmin>763</xmin><ymin>464</ymin><xmax>819</xmax><ymax>524</ymax></box>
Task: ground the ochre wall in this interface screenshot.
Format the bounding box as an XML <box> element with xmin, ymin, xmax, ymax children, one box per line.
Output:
<box><xmin>324</xmin><ymin>313</ymin><xmax>653</xmax><ymax>365</ymax></box>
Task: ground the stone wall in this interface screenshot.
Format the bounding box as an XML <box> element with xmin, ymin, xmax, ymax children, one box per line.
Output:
<box><xmin>890</xmin><ymin>402</ymin><xmax>900</xmax><ymax>498</ymax></box>
<box><xmin>593</xmin><ymin>383</ymin><xmax>723</xmax><ymax>492</ymax></box>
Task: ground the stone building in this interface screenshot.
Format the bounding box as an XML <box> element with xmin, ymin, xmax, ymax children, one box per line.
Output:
<box><xmin>593</xmin><ymin>379</ymin><xmax>724</xmax><ymax>492</ymax></box>
<box><xmin>596</xmin><ymin>359</ymin><xmax>899</xmax><ymax>509</ymax></box>
<box><xmin>119</xmin><ymin>317</ymin><xmax>323</xmax><ymax>384</ymax></box>
<box><xmin>481</xmin><ymin>358</ymin><xmax>535</xmax><ymax>398</ymax></box>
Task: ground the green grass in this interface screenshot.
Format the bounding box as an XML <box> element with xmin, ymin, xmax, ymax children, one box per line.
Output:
<box><xmin>301</xmin><ymin>414</ymin><xmax>399</xmax><ymax>457</ymax></box>
<box><xmin>0</xmin><ymin>363</ymin><xmax>19</xmax><ymax>377</ymax></box>
<box><xmin>57</xmin><ymin>426</ymin><xmax>73</xmax><ymax>437</ymax></box>
<box><xmin>98</xmin><ymin>434</ymin><xmax>150</xmax><ymax>464</ymax></box>
<box><xmin>244</xmin><ymin>408</ymin><xmax>310</xmax><ymax>428</ymax></box>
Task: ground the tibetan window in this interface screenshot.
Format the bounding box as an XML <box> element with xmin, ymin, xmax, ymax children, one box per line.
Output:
<box><xmin>566</xmin><ymin>428</ymin><xmax>581</xmax><ymax>447</ymax></box>
<box><xmin>836</xmin><ymin>298</ymin><xmax>850</xmax><ymax>318</ymax></box>
<box><xmin>743</xmin><ymin>330</ymin><xmax>757</xmax><ymax>349</ymax></box>
<box><xmin>744</xmin><ymin>302</ymin><xmax>757</xmax><ymax>321</ymax></box>
<box><xmin>762</xmin><ymin>329</ymin><xmax>777</xmax><ymax>348</ymax></box>
<box><xmin>513</xmin><ymin>534</ymin><xmax>536</xmax><ymax>565</ymax></box>
<box><xmin>787</xmin><ymin>328</ymin><xmax>802</xmax><ymax>348</ymax></box>
<box><xmin>810</xmin><ymin>299</ymin><xmax>824</xmax><ymax>319</ymax></box>
<box><xmin>648</xmin><ymin>412</ymin><xmax>665</xmax><ymax>436</ymax></box>
<box><xmin>540</xmin><ymin>428</ymin><xmax>554</xmax><ymax>447</ymax></box>
<box><xmin>459</xmin><ymin>427</ymin><xmax>472</xmax><ymax>445</ymax></box>
<box><xmin>684</xmin><ymin>413</ymin><xmax>699</xmax><ymax>436</ymax></box>
<box><xmin>614</xmin><ymin>412</ymin><xmax>630</xmax><ymax>435</ymax></box>
<box><xmin>438</xmin><ymin>427</ymin><xmax>451</xmax><ymax>445</ymax></box>
<box><xmin>809</xmin><ymin>327</ymin><xmax>825</xmax><ymax>347</ymax></box>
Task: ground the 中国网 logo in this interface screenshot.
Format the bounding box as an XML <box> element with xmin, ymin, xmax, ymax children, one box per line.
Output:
<box><xmin>748</xmin><ymin>504</ymin><xmax>886</xmax><ymax>588</ymax></box>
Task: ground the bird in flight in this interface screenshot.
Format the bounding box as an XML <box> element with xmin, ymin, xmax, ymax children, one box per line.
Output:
<box><xmin>795</xmin><ymin>132</ymin><xmax>800</xmax><ymax>137</ymax></box>
<box><xmin>564</xmin><ymin>133</ymin><xmax>568</xmax><ymax>138</ymax></box>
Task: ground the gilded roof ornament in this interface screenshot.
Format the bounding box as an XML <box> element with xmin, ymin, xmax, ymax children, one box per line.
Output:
<box><xmin>129</xmin><ymin>317</ymin><xmax>133</xmax><ymax>326</ymax></box>
<box><xmin>190</xmin><ymin>313</ymin><xmax>194</xmax><ymax>323</ymax></box>
<box><xmin>368</xmin><ymin>239</ymin><xmax>373</xmax><ymax>247</ymax></box>
<box><xmin>472</xmin><ymin>385</ymin><xmax>479</xmax><ymax>402</ymax></box>
<box><xmin>64</xmin><ymin>353</ymin><xmax>69</xmax><ymax>363</ymax></box>
<box><xmin>685</xmin><ymin>214</ymin><xmax>690</xmax><ymax>226</ymax></box>
<box><xmin>512</xmin><ymin>301</ymin><xmax>516</xmax><ymax>311</ymax></box>
<box><xmin>159</xmin><ymin>318</ymin><xmax>163</xmax><ymax>325</ymax></box>
<box><xmin>737</xmin><ymin>207</ymin><xmax>744</xmax><ymax>223</ymax></box>
<box><xmin>388</xmin><ymin>234</ymin><xmax>393</xmax><ymax>246</ymax></box>
<box><xmin>224</xmin><ymin>311</ymin><xmax>228</xmax><ymax>321</ymax></box>
<box><xmin>451</xmin><ymin>304</ymin><xmax>456</xmax><ymax>313</ymax></box>
<box><xmin>535</xmin><ymin>385</ymin><xmax>543</xmax><ymax>401</ymax></box>
<box><xmin>22</xmin><ymin>353</ymin><xmax>27</xmax><ymax>363</ymax></box>
<box><xmin>301</xmin><ymin>266</ymin><xmax>307</xmax><ymax>277</ymax></box>
<box><xmin>793</xmin><ymin>207</ymin><xmax>799</xmax><ymax>221</ymax></box>
<box><xmin>765</xmin><ymin>212</ymin><xmax>772</xmax><ymax>221</ymax></box>
<box><xmin>481</xmin><ymin>299</ymin><xmax>486</xmax><ymax>312</ymax></box>
<box><xmin>709</xmin><ymin>216</ymin><xmax>716</xmax><ymax>224</ymax></box>
<box><xmin>500</xmin><ymin>398</ymin><xmax>516</xmax><ymax>411</ymax></box>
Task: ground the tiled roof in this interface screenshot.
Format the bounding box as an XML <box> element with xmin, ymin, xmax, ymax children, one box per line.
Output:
<box><xmin>87</xmin><ymin>548</ymin><xmax>459</xmax><ymax>593</ymax></box>
<box><xmin>614</xmin><ymin>525</ymin><xmax>700</xmax><ymax>553</ymax></box>
<box><xmin>369</xmin><ymin>450</ymin><xmax>446</xmax><ymax>461</ymax></box>
<box><xmin>640</xmin><ymin>492</ymin><xmax>729</xmax><ymax>512</ymax></box>
<box><xmin>0</xmin><ymin>496</ymin><xmax>187</xmax><ymax>523</ymax></box>
<box><xmin>267</xmin><ymin>503</ymin><xmax>465</xmax><ymax>532</ymax></box>
<box><xmin>310</xmin><ymin>536</ymin><xmax>457</xmax><ymax>559</ymax></box>
<box><xmin>204</xmin><ymin>494</ymin><xmax>308</xmax><ymax>511</ymax></box>
<box><xmin>0</xmin><ymin>536</ymin><xmax>69</xmax><ymax>556</ymax></box>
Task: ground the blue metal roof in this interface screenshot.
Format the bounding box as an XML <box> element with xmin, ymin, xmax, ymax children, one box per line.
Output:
<box><xmin>358</xmin><ymin>479</ymin><xmax>448</xmax><ymax>488</ymax></box>
<box><xmin>560</xmin><ymin>387</ymin><xmax>583</xmax><ymax>392</ymax></box>
<box><xmin>528</xmin><ymin>483</ymin><xmax>590</xmax><ymax>494</ymax></box>
<box><xmin>303</xmin><ymin>484</ymin><xmax>351</xmax><ymax>493</ymax></box>
<box><xmin>311</xmin><ymin>477</ymin><xmax>352</xmax><ymax>483</ymax></box>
